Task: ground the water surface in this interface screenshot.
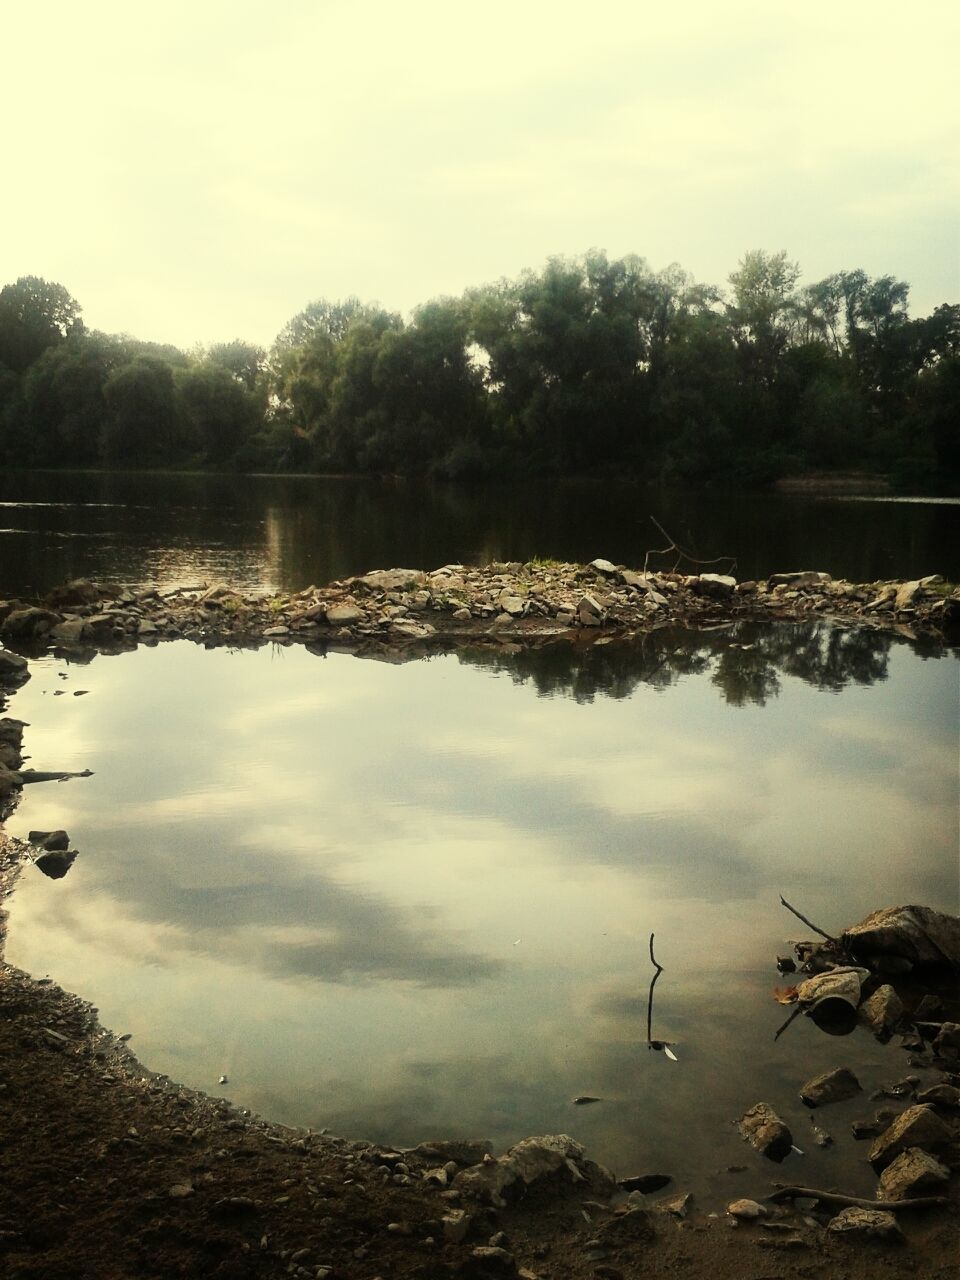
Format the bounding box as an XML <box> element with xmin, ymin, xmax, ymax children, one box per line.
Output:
<box><xmin>5</xmin><ymin>621</ymin><xmax>958</xmax><ymax>1199</ymax></box>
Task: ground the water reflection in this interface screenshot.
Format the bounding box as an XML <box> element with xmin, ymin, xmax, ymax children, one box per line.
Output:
<box><xmin>3</xmin><ymin>624</ymin><xmax>958</xmax><ymax>1195</ymax></box>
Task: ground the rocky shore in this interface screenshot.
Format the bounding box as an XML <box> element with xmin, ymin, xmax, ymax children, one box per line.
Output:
<box><xmin>0</xmin><ymin>561</ymin><xmax>958</xmax><ymax>664</ymax></box>
<box><xmin>1</xmin><ymin>562</ymin><xmax>959</xmax><ymax>1279</ymax></box>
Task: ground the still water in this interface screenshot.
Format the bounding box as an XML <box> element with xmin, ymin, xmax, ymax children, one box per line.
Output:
<box><xmin>2</xmin><ymin>470</ymin><xmax>959</xmax><ymax>598</ymax></box>
<box><xmin>5</xmin><ymin>622</ymin><xmax>958</xmax><ymax>1199</ymax></box>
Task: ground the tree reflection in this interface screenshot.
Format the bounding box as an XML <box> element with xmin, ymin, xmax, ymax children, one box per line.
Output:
<box><xmin>459</xmin><ymin>622</ymin><xmax>956</xmax><ymax>707</ymax></box>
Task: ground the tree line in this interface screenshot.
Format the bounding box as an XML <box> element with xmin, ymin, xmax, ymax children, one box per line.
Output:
<box><xmin>0</xmin><ymin>251</ymin><xmax>957</xmax><ymax>489</ymax></box>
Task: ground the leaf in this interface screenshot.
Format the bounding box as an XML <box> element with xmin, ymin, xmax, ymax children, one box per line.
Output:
<box><xmin>772</xmin><ymin>985</ymin><xmax>799</xmax><ymax>1005</ymax></box>
<box><xmin>664</xmin><ymin>1045</ymin><xmax>678</xmax><ymax>1062</ymax></box>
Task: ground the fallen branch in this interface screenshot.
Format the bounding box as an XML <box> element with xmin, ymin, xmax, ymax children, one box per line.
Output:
<box><xmin>646</xmin><ymin>933</ymin><xmax>663</xmax><ymax>1046</ymax></box>
<box><xmin>18</xmin><ymin>769</ymin><xmax>94</xmax><ymax>785</ymax></box>
<box><xmin>768</xmin><ymin>1185</ymin><xmax>947</xmax><ymax>1212</ymax></box>
<box><xmin>779</xmin><ymin>894</ymin><xmax>838</xmax><ymax>944</ymax></box>
<box><xmin>643</xmin><ymin>516</ymin><xmax>737</xmax><ymax>578</ymax></box>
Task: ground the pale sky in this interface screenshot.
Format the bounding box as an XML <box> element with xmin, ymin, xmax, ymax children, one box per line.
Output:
<box><xmin>3</xmin><ymin>0</ymin><xmax>957</xmax><ymax>351</ymax></box>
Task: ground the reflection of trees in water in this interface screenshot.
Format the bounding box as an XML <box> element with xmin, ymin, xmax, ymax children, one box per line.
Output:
<box><xmin>459</xmin><ymin>623</ymin><xmax>955</xmax><ymax>707</ymax></box>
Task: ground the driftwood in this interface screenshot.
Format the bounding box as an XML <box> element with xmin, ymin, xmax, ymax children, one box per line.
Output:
<box><xmin>769</xmin><ymin>1185</ymin><xmax>947</xmax><ymax>1212</ymax></box>
<box><xmin>646</xmin><ymin>933</ymin><xmax>664</xmax><ymax>1046</ymax></box>
<box><xmin>643</xmin><ymin>516</ymin><xmax>737</xmax><ymax>578</ymax></box>
<box><xmin>18</xmin><ymin>769</ymin><xmax>94</xmax><ymax>784</ymax></box>
<box><xmin>779</xmin><ymin>894</ymin><xmax>838</xmax><ymax>944</ymax></box>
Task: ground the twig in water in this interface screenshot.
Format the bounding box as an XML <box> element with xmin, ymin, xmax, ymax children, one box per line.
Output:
<box><xmin>646</xmin><ymin>933</ymin><xmax>663</xmax><ymax>1046</ymax></box>
<box><xmin>778</xmin><ymin>894</ymin><xmax>838</xmax><ymax>944</ymax></box>
<box><xmin>773</xmin><ymin>1005</ymin><xmax>803</xmax><ymax>1041</ymax></box>
<box><xmin>768</xmin><ymin>1185</ymin><xmax>946</xmax><ymax>1212</ymax></box>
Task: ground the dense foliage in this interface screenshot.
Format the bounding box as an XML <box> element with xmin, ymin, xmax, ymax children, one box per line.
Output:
<box><xmin>1</xmin><ymin>254</ymin><xmax>957</xmax><ymax>489</ymax></box>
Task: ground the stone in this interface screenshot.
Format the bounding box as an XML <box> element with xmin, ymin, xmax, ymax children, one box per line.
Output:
<box><xmin>796</xmin><ymin>966</ymin><xmax>869</xmax><ymax>1021</ymax></box>
<box><xmin>868</xmin><ymin>1105</ymin><xmax>952</xmax><ymax>1170</ymax></box>
<box><xmin>799</xmin><ymin>1066</ymin><xmax>862</xmax><ymax>1107</ymax></box>
<box><xmin>137</xmin><ymin>619</ymin><xmax>159</xmax><ymax>636</ymax></box>
<box><xmin>325</xmin><ymin>604</ymin><xmax>363</xmax><ymax>626</ymax></box>
<box><xmin>452</xmin><ymin>608</ymin><xmax>472</xmax><ymax>621</ymax></box>
<box><xmin>933</xmin><ymin>1022</ymin><xmax>960</xmax><ymax>1058</ymax></box>
<box><xmin>49</xmin><ymin>618</ymin><xmax>87</xmax><ymax>643</ymax></box>
<box><xmin>469</xmin><ymin>1246</ymin><xmax>516</xmax><ymax>1273</ymax></box>
<box><xmin>768</xmin><ymin>571</ymin><xmax>830</xmax><ymax>588</ymax></box>
<box><xmin>46</xmin><ymin>579</ymin><xmax>100</xmax><ymax>607</ymax></box>
<box><xmin>263</xmin><ymin>626</ymin><xmax>290</xmax><ymax>636</ymax></box>
<box><xmin>827</xmin><ymin>1207</ymin><xmax>903</xmax><ymax>1242</ymax></box>
<box><xmin>2</xmin><ymin>607</ymin><xmax>59</xmax><ymax>638</ymax></box>
<box><xmin>877</xmin><ymin>1147</ymin><xmax>950</xmax><ymax>1201</ymax></box>
<box><xmin>916</xmin><ymin>1084</ymin><xmax>960</xmax><ymax>1108</ymax></box>
<box><xmin>589</xmin><ymin>559</ymin><xmax>619</xmax><ymax>575</ymax></box>
<box><xmin>498</xmin><ymin>595</ymin><xmax>525</xmax><ymax>616</ymax></box>
<box><xmin>617</xmin><ymin>1174</ymin><xmax>671</xmax><ymax>1194</ymax></box>
<box><xmin>598</xmin><ymin>1208</ymin><xmax>654</xmax><ymax>1244</ymax></box>
<box><xmin>694</xmin><ymin>573</ymin><xmax>737</xmax><ymax>598</ymax></box>
<box><xmin>28</xmin><ymin>829</ymin><xmax>69</xmax><ymax>851</ymax></box>
<box><xmin>727</xmin><ymin>1199</ymin><xmax>766</xmax><ymax>1219</ymax></box>
<box><xmin>390</xmin><ymin>621</ymin><xmax>436</xmax><ymax>640</ymax></box>
<box><xmin>409</xmin><ymin>1139</ymin><xmax>493</xmax><ymax>1166</ymax></box>
<box><xmin>168</xmin><ymin>1183</ymin><xmax>195</xmax><ymax>1198</ymax></box>
<box><xmin>843</xmin><ymin>905</ymin><xmax>960</xmax><ymax>971</ymax></box>
<box><xmin>654</xmin><ymin>1192</ymin><xmax>691</xmax><ymax>1217</ymax></box>
<box><xmin>0</xmin><ymin>649</ymin><xmax>29</xmax><ymax>678</ymax></box>
<box><xmin>578</xmin><ymin>593</ymin><xmax>603</xmax><ymax>617</ymax></box>
<box><xmin>359</xmin><ymin>569</ymin><xmax>423</xmax><ymax>593</ymax></box>
<box><xmin>738</xmin><ymin>1103</ymin><xmax>793</xmax><ymax>1162</ymax></box>
<box><xmin>454</xmin><ymin>1134</ymin><xmax>605</xmax><ymax>1207</ymax></box>
<box><xmin>34</xmin><ymin>849</ymin><xmax>78</xmax><ymax>879</ymax></box>
<box><xmin>859</xmin><ymin>984</ymin><xmax>905</xmax><ymax>1036</ymax></box>
<box><xmin>894</xmin><ymin>580</ymin><xmax>923</xmax><ymax>610</ymax></box>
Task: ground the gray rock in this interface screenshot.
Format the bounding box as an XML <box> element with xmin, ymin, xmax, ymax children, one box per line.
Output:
<box><xmin>0</xmin><ymin>649</ymin><xmax>29</xmax><ymax>677</ymax></box>
<box><xmin>498</xmin><ymin>594</ymin><xmax>525</xmax><ymax>616</ymax></box>
<box><xmin>442</xmin><ymin>1210</ymin><xmax>472</xmax><ymax>1242</ymax></box>
<box><xmin>325</xmin><ymin>604</ymin><xmax>363</xmax><ymax>626</ymax></box>
<box><xmin>768</xmin><ymin>572</ymin><xmax>831</xmax><ymax>588</ymax></box>
<box><xmin>359</xmin><ymin>569</ymin><xmax>423</xmax><ymax>593</ymax></box>
<box><xmin>81</xmin><ymin>613</ymin><xmax>119</xmax><ymax>638</ymax></box>
<box><xmin>137</xmin><ymin>619</ymin><xmax>159</xmax><ymax>635</ymax></box>
<box><xmin>916</xmin><ymin>1084</ymin><xmax>960</xmax><ymax>1108</ymax></box>
<box><xmin>827</xmin><ymin>1207</ymin><xmax>903</xmax><ymax>1241</ymax></box>
<box><xmin>34</xmin><ymin>849</ymin><xmax>77</xmax><ymax>879</ymax></box>
<box><xmin>452</xmin><ymin>608</ymin><xmax>472</xmax><ymax>621</ymax></box>
<box><xmin>859</xmin><ymin>984</ymin><xmax>905</xmax><ymax>1036</ymax></box>
<box><xmin>868</xmin><ymin>1105</ymin><xmax>952</xmax><ymax>1170</ymax></box>
<box><xmin>28</xmin><ymin>829</ymin><xmax>69</xmax><ymax>851</ymax></box>
<box><xmin>263</xmin><ymin>626</ymin><xmax>290</xmax><ymax>636</ymax></box>
<box><xmin>408</xmin><ymin>1139</ymin><xmax>493</xmax><ymax>1165</ymax></box>
<box><xmin>843</xmin><ymin>905</ymin><xmax>960</xmax><ymax>971</ymax></box>
<box><xmin>589</xmin><ymin>559</ymin><xmax>619</xmax><ymax>575</ymax></box>
<box><xmin>578</xmin><ymin>593</ymin><xmax>603</xmax><ymax>617</ymax></box>
<box><xmin>389</xmin><ymin>621</ymin><xmax>436</xmax><ymax>640</ymax></box>
<box><xmin>50</xmin><ymin>618</ymin><xmax>87</xmax><ymax>643</ymax></box>
<box><xmin>654</xmin><ymin>1191</ymin><xmax>691</xmax><ymax>1217</ymax></box>
<box><xmin>796</xmin><ymin>966</ymin><xmax>869</xmax><ymax>1018</ymax></box>
<box><xmin>454</xmin><ymin>1134</ymin><xmax>605</xmax><ymax>1207</ymax></box>
<box><xmin>919</xmin><ymin>575</ymin><xmax>944</xmax><ymax>588</ymax></box>
<box><xmin>738</xmin><ymin>1103</ymin><xmax>793</xmax><ymax>1162</ymax></box>
<box><xmin>694</xmin><ymin>574</ymin><xmax>737</xmax><ymax>597</ymax></box>
<box><xmin>933</xmin><ymin>1022</ymin><xmax>960</xmax><ymax>1058</ymax></box>
<box><xmin>877</xmin><ymin>1147</ymin><xmax>950</xmax><ymax>1201</ymax></box>
<box><xmin>2</xmin><ymin>607</ymin><xmax>59</xmax><ymax>638</ymax></box>
<box><xmin>800</xmin><ymin>1067</ymin><xmax>862</xmax><ymax>1108</ymax></box>
<box><xmin>469</xmin><ymin>1246</ymin><xmax>516</xmax><ymax>1272</ymax></box>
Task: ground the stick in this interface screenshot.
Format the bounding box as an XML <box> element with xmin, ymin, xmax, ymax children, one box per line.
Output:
<box><xmin>643</xmin><ymin>516</ymin><xmax>737</xmax><ymax>578</ymax></box>
<box><xmin>647</xmin><ymin>933</ymin><xmax>664</xmax><ymax>1045</ymax></box>
<box><xmin>773</xmin><ymin>1005</ymin><xmax>803</xmax><ymax>1041</ymax></box>
<box><xmin>779</xmin><ymin>894</ymin><xmax>838</xmax><ymax>944</ymax></box>
<box><xmin>768</xmin><ymin>1185</ymin><xmax>947</xmax><ymax>1212</ymax></box>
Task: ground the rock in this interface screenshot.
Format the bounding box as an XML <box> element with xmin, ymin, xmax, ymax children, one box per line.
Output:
<box><xmin>34</xmin><ymin>849</ymin><xmax>78</xmax><ymax>879</ymax></box>
<box><xmin>390</xmin><ymin>621</ymin><xmax>436</xmax><ymax>640</ymax></box>
<box><xmin>868</xmin><ymin>1105</ymin><xmax>952</xmax><ymax>1170</ymax></box>
<box><xmin>358</xmin><ymin>569</ymin><xmax>423</xmax><ymax>593</ymax></box>
<box><xmin>859</xmin><ymin>984</ymin><xmax>905</xmax><ymax>1036</ymax></box>
<box><xmin>598</xmin><ymin>1208</ymin><xmax>654</xmax><ymax>1244</ymax></box>
<box><xmin>654</xmin><ymin>1192</ymin><xmax>691</xmax><ymax>1217</ymax></box>
<box><xmin>168</xmin><ymin>1183</ymin><xmax>195</xmax><ymax>1198</ymax></box>
<box><xmin>727</xmin><ymin>1199</ymin><xmax>766</xmax><ymax>1219</ymax></box>
<box><xmin>49</xmin><ymin>618</ymin><xmax>87</xmax><ymax>643</ymax></box>
<box><xmin>799</xmin><ymin>1067</ymin><xmax>862</xmax><ymax>1108</ymax></box>
<box><xmin>694</xmin><ymin>574</ymin><xmax>737</xmax><ymax>598</ymax></box>
<box><xmin>2</xmin><ymin>607</ymin><xmax>59</xmax><ymax>638</ymax></box>
<box><xmin>137</xmin><ymin>619</ymin><xmax>159</xmax><ymax>636</ymax></box>
<box><xmin>617</xmin><ymin>1174</ymin><xmax>671</xmax><ymax>1194</ymax></box>
<box><xmin>81</xmin><ymin>613</ymin><xmax>121</xmax><ymax>639</ymax></box>
<box><xmin>768</xmin><ymin>571</ymin><xmax>831</xmax><ymax>587</ymax></box>
<box><xmin>410</xmin><ymin>1139</ymin><xmax>494</xmax><ymax>1166</ymax></box>
<box><xmin>28</xmin><ymin>830</ymin><xmax>69</xmax><ymax>851</ymax></box>
<box><xmin>738</xmin><ymin>1103</ymin><xmax>793</xmax><ymax>1162</ymax></box>
<box><xmin>589</xmin><ymin>559</ymin><xmax>619</xmax><ymax>576</ymax></box>
<box><xmin>442</xmin><ymin>1209</ymin><xmax>473</xmax><ymax>1242</ymax></box>
<box><xmin>919</xmin><ymin>574</ymin><xmax>944</xmax><ymax>587</ymax></box>
<box><xmin>877</xmin><ymin>1147</ymin><xmax>951</xmax><ymax>1200</ymax></box>
<box><xmin>454</xmin><ymin>1135</ymin><xmax>607</xmax><ymax>1207</ymax></box>
<box><xmin>325</xmin><ymin>604</ymin><xmax>363</xmax><ymax>626</ymax></box>
<box><xmin>263</xmin><ymin>626</ymin><xmax>290</xmax><ymax>637</ymax></box>
<box><xmin>452</xmin><ymin>608</ymin><xmax>472</xmax><ymax>621</ymax></box>
<box><xmin>467</xmin><ymin>1246</ymin><xmax>517</xmax><ymax>1274</ymax></box>
<box><xmin>46</xmin><ymin>579</ymin><xmax>101</xmax><ymax>607</ymax></box>
<box><xmin>0</xmin><ymin>649</ymin><xmax>29</xmax><ymax>680</ymax></box>
<box><xmin>933</xmin><ymin>1023</ymin><xmax>960</xmax><ymax>1058</ymax></box>
<box><xmin>827</xmin><ymin>1207</ymin><xmax>903</xmax><ymax>1242</ymax></box>
<box><xmin>916</xmin><ymin>1084</ymin><xmax>960</xmax><ymax>1108</ymax></box>
<box><xmin>894</xmin><ymin>581</ymin><xmax>923</xmax><ymax>610</ymax></box>
<box><xmin>498</xmin><ymin>595</ymin><xmax>525</xmax><ymax>616</ymax></box>
<box><xmin>843</xmin><ymin>905</ymin><xmax>960</xmax><ymax>972</ymax></box>
<box><xmin>578</xmin><ymin>593</ymin><xmax>603</xmax><ymax>618</ymax></box>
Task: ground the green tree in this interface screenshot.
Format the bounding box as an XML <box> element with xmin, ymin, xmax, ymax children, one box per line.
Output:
<box><xmin>176</xmin><ymin>363</ymin><xmax>262</xmax><ymax>464</ymax></box>
<box><xmin>0</xmin><ymin>276</ymin><xmax>82</xmax><ymax>374</ymax></box>
<box><xmin>101</xmin><ymin>357</ymin><xmax>181</xmax><ymax>465</ymax></box>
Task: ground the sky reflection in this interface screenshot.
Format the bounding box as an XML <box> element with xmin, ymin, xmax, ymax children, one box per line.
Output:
<box><xmin>4</xmin><ymin>625</ymin><xmax>958</xmax><ymax>1196</ymax></box>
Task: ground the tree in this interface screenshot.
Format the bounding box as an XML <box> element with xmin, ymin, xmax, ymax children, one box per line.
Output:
<box><xmin>0</xmin><ymin>276</ymin><xmax>82</xmax><ymax>374</ymax></box>
<box><xmin>177</xmin><ymin>363</ymin><xmax>261</xmax><ymax>464</ymax></box>
<box><xmin>101</xmin><ymin>357</ymin><xmax>181</xmax><ymax>465</ymax></box>
<box><xmin>206</xmin><ymin>340</ymin><xmax>265</xmax><ymax>391</ymax></box>
<box><xmin>20</xmin><ymin>331</ymin><xmax>118</xmax><ymax>466</ymax></box>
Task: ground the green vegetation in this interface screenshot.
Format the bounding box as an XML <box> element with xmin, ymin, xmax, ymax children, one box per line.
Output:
<box><xmin>1</xmin><ymin>253</ymin><xmax>957</xmax><ymax>490</ymax></box>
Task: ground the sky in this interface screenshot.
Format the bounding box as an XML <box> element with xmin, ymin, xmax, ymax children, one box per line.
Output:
<box><xmin>3</xmin><ymin>0</ymin><xmax>958</xmax><ymax>351</ymax></box>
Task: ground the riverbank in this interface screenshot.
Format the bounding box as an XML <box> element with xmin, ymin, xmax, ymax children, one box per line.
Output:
<box><xmin>1</xmin><ymin>563</ymin><xmax>959</xmax><ymax>1279</ymax></box>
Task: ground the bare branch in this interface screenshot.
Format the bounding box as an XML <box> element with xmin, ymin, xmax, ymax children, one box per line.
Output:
<box><xmin>779</xmin><ymin>894</ymin><xmax>838</xmax><ymax>944</ymax></box>
<box><xmin>643</xmin><ymin>516</ymin><xmax>738</xmax><ymax>578</ymax></box>
<box><xmin>768</xmin><ymin>1185</ymin><xmax>947</xmax><ymax>1212</ymax></box>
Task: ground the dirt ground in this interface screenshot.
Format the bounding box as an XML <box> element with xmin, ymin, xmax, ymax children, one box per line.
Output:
<box><xmin>1</xmin><ymin>839</ymin><xmax>958</xmax><ymax>1280</ymax></box>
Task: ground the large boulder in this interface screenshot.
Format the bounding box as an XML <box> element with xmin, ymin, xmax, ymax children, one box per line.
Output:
<box><xmin>358</xmin><ymin>569</ymin><xmax>424</xmax><ymax>594</ymax></box>
<box><xmin>693</xmin><ymin>574</ymin><xmax>737</xmax><ymax>598</ymax></box>
<box><xmin>842</xmin><ymin>905</ymin><xmax>960</xmax><ymax>972</ymax></box>
<box><xmin>1</xmin><ymin>607</ymin><xmax>59</xmax><ymax>639</ymax></box>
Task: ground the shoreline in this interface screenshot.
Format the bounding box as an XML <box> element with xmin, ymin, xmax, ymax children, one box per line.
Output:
<box><xmin>1</xmin><ymin>562</ymin><xmax>959</xmax><ymax>1278</ymax></box>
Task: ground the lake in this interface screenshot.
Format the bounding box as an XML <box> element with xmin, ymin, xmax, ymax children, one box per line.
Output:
<box><xmin>2</xmin><ymin>470</ymin><xmax>959</xmax><ymax>599</ymax></box>
<box><xmin>4</xmin><ymin>619</ymin><xmax>958</xmax><ymax>1199</ymax></box>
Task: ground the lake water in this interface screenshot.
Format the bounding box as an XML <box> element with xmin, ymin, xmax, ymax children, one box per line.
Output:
<box><xmin>5</xmin><ymin>620</ymin><xmax>958</xmax><ymax>1200</ymax></box>
<box><xmin>2</xmin><ymin>470</ymin><xmax>960</xmax><ymax>599</ymax></box>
